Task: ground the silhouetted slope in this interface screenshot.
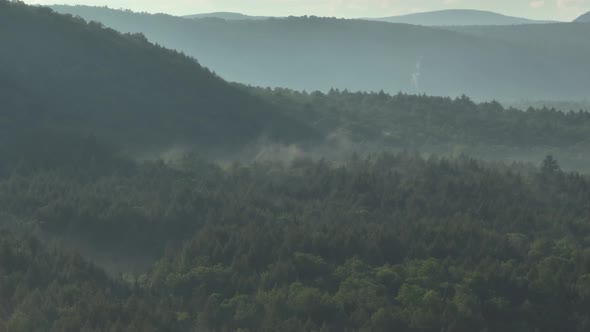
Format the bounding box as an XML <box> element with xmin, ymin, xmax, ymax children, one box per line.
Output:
<box><xmin>369</xmin><ymin>9</ymin><xmax>553</xmax><ymax>26</ymax></box>
<box><xmin>575</xmin><ymin>11</ymin><xmax>590</xmax><ymax>22</ymax></box>
<box><xmin>0</xmin><ymin>1</ymin><xmax>315</xmax><ymax>151</ymax></box>
<box><xmin>49</xmin><ymin>5</ymin><xmax>590</xmax><ymax>100</ymax></box>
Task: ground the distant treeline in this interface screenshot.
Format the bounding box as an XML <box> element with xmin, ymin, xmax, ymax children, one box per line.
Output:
<box><xmin>251</xmin><ymin>87</ymin><xmax>590</xmax><ymax>170</ymax></box>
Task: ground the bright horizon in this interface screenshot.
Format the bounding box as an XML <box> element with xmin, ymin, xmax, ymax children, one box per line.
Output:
<box><xmin>22</xmin><ymin>0</ymin><xmax>590</xmax><ymax>21</ymax></box>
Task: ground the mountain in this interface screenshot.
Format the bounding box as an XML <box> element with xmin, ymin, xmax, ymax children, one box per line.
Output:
<box><xmin>184</xmin><ymin>12</ymin><xmax>269</xmax><ymax>20</ymax></box>
<box><xmin>7</xmin><ymin>2</ymin><xmax>590</xmax><ymax>165</ymax></box>
<box><xmin>0</xmin><ymin>2</ymin><xmax>315</xmax><ymax>153</ymax></box>
<box><xmin>444</xmin><ymin>23</ymin><xmax>590</xmax><ymax>53</ymax></box>
<box><xmin>575</xmin><ymin>11</ymin><xmax>590</xmax><ymax>22</ymax></box>
<box><xmin>50</xmin><ymin>5</ymin><xmax>590</xmax><ymax>100</ymax></box>
<box><xmin>368</xmin><ymin>9</ymin><xmax>554</xmax><ymax>26</ymax></box>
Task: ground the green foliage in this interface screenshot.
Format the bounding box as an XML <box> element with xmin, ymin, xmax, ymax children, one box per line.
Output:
<box><xmin>250</xmin><ymin>87</ymin><xmax>590</xmax><ymax>170</ymax></box>
<box><xmin>2</xmin><ymin>2</ymin><xmax>590</xmax><ymax>331</ymax></box>
<box><xmin>254</xmin><ymin>87</ymin><xmax>590</xmax><ymax>148</ymax></box>
<box><xmin>0</xmin><ymin>231</ymin><xmax>181</xmax><ymax>331</ymax></box>
<box><xmin>3</xmin><ymin>141</ymin><xmax>589</xmax><ymax>330</ymax></box>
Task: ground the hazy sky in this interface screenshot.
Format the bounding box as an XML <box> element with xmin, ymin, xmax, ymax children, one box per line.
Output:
<box><xmin>25</xmin><ymin>0</ymin><xmax>590</xmax><ymax>21</ymax></box>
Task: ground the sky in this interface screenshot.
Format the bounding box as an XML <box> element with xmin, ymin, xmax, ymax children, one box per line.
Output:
<box><xmin>24</xmin><ymin>0</ymin><xmax>590</xmax><ymax>21</ymax></box>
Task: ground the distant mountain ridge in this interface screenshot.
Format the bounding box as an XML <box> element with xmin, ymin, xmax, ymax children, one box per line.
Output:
<box><xmin>368</xmin><ymin>9</ymin><xmax>555</xmax><ymax>26</ymax></box>
<box><xmin>49</xmin><ymin>5</ymin><xmax>590</xmax><ymax>101</ymax></box>
<box><xmin>183</xmin><ymin>9</ymin><xmax>555</xmax><ymax>26</ymax></box>
<box><xmin>184</xmin><ymin>12</ymin><xmax>269</xmax><ymax>20</ymax></box>
<box><xmin>575</xmin><ymin>12</ymin><xmax>590</xmax><ymax>22</ymax></box>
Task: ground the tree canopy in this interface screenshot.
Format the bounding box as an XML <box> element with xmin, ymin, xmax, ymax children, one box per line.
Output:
<box><xmin>2</xmin><ymin>2</ymin><xmax>590</xmax><ymax>331</ymax></box>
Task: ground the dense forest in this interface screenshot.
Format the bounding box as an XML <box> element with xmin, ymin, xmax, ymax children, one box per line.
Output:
<box><xmin>251</xmin><ymin>87</ymin><xmax>590</xmax><ymax>170</ymax></box>
<box><xmin>49</xmin><ymin>5</ymin><xmax>590</xmax><ymax>100</ymax></box>
<box><xmin>2</xmin><ymin>135</ymin><xmax>590</xmax><ymax>331</ymax></box>
<box><xmin>2</xmin><ymin>1</ymin><xmax>590</xmax><ymax>331</ymax></box>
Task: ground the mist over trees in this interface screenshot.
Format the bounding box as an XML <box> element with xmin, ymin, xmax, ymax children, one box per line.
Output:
<box><xmin>3</xmin><ymin>142</ymin><xmax>590</xmax><ymax>331</ymax></box>
<box><xmin>2</xmin><ymin>1</ymin><xmax>590</xmax><ymax>331</ymax></box>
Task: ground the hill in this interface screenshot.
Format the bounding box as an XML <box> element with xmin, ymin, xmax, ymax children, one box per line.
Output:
<box><xmin>5</xmin><ymin>2</ymin><xmax>590</xmax><ymax>170</ymax></box>
<box><xmin>49</xmin><ymin>5</ymin><xmax>590</xmax><ymax>100</ymax></box>
<box><xmin>368</xmin><ymin>9</ymin><xmax>554</xmax><ymax>26</ymax></box>
<box><xmin>184</xmin><ymin>12</ymin><xmax>269</xmax><ymax>20</ymax></box>
<box><xmin>575</xmin><ymin>11</ymin><xmax>590</xmax><ymax>22</ymax></box>
<box><xmin>445</xmin><ymin>23</ymin><xmax>590</xmax><ymax>52</ymax></box>
<box><xmin>0</xmin><ymin>2</ymin><xmax>315</xmax><ymax>153</ymax></box>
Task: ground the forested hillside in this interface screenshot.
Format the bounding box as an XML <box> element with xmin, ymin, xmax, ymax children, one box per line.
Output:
<box><xmin>253</xmin><ymin>88</ymin><xmax>590</xmax><ymax>170</ymax></box>
<box><xmin>49</xmin><ymin>5</ymin><xmax>590</xmax><ymax>100</ymax></box>
<box><xmin>0</xmin><ymin>1</ymin><xmax>315</xmax><ymax>151</ymax></box>
<box><xmin>3</xmin><ymin>3</ymin><xmax>590</xmax><ymax>169</ymax></box>
<box><xmin>2</xmin><ymin>2</ymin><xmax>590</xmax><ymax>330</ymax></box>
<box><xmin>2</xmin><ymin>142</ymin><xmax>590</xmax><ymax>331</ymax></box>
